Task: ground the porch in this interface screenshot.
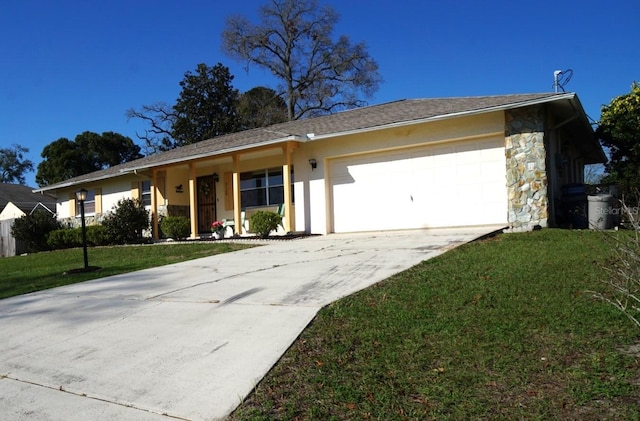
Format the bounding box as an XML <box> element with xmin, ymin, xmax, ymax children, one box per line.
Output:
<box><xmin>146</xmin><ymin>142</ymin><xmax>298</xmax><ymax>240</ymax></box>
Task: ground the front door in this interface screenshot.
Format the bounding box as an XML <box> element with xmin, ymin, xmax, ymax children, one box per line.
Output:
<box><xmin>197</xmin><ymin>175</ymin><xmax>216</xmax><ymax>233</ymax></box>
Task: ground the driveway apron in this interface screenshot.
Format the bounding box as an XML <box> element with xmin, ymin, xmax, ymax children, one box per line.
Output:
<box><xmin>0</xmin><ymin>226</ymin><xmax>501</xmax><ymax>420</ymax></box>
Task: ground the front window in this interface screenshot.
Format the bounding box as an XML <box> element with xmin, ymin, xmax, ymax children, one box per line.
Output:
<box><xmin>240</xmin><ymin>167</ymin><xmax>293</xmax><ymax>207</ymax></box>
<box><xmin>77</xmin><ymin>190</ymin><xmax>95</xmax><ymax>215</ymax></box>
<box><xmin>141</xmin><ymin>181</ymin><xmax>152</xmax><ymax>207</ymax></box>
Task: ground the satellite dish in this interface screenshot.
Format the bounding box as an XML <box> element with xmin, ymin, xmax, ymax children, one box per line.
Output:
<box><xmin>553</xmin><ymin>69</ymin><xmax>573</xmax><ymax>92</ymax></box>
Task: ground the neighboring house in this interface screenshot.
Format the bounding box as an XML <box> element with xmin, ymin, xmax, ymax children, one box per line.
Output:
<box><xmin>0</xmin><ymin>184</ymin><xmax>56</xmax><ymax>257</ymax></box>
<box><xmin>34</xmin><ymin>93</ymin><xmax>605</xmax><ymax>238</ymax></box>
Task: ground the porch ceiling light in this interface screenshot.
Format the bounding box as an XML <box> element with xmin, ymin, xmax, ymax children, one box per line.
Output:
<box><xmin>309</xmin><ymin>158</ymin><xmax>317</xmax><ymax>170</ymax></box>
<box><xmin>213</xmin><ymin>172</ymin><xmax>219</xmax><ymax>183</ymax></box>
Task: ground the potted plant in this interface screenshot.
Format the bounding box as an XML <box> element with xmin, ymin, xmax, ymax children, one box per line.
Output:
<box><xmin>211</xmin><ymin>220</ymin><xmax>225</xmax><ymax>239</ymax></box>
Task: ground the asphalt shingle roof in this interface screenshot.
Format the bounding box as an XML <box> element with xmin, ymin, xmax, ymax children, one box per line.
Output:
<box><xmin>0</xmin><ymin>184</ymin><xmax>56</xmax><ymax>213</ymax></box>
<box><xmin>37</xmin><ymin>93</ymin><xmax>571</xmax><ymax>191</ymax></box>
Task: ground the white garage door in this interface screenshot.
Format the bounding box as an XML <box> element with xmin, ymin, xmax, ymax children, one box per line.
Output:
<box><xmin>329</xmin><ymin>138</ymin><xmax>508</xmax><ymax>233</ymax></box>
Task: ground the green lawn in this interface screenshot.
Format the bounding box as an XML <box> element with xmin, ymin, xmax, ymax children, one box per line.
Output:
<box><xmin>230</xmin><ymin>230</ymin><xmax>640</xmax><ymax>420</ymax></box>
<box><xmin>0</xmin><ymin>242</ymin><xmax>254</xmax><ymax>299</ymax></box>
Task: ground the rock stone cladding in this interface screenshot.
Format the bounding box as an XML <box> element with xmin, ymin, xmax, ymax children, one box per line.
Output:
<box><xmin>505</xmin><ymin>106</ymin><xmax>548</xmax><ymax>232</ymax></box>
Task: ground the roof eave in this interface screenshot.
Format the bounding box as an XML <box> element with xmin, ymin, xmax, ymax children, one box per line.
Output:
<box><xmin>33</xmin><ymin>135</ymin><xmax>306</xmax><ymax>193</ymax></box>
<box><xmin>121</xmin><ymin>134</ymin><xmax>306</xmax><ymax>173</ymax></box>
<box><xmin>33</xmin><ymin>171</ymin><xmax>137</xmax><ymax>193</ymax></box>
<box><xmin>572</xmin><ymin>96</ymin><xmax>608</xmax><ymax>164</ymax></box>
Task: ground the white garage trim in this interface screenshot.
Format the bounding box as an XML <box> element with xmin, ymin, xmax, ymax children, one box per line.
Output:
<box><xmin>328</xmin><ymin>137</ymin><xmax>508</xmax><ymax>233</ymax></box>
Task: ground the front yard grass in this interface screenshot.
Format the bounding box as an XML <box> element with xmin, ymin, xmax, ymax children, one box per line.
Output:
<box><xmin>0</xmin><ymin>242</ymin><xmax>253</xmax><ymax>300</ymax></box>
<box><xmin>230</xmin><ymin>229</ymin><xmax>640</xmax><ymax>420</ymax></box>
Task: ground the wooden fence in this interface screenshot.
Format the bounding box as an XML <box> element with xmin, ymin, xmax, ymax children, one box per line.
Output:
<box><xmin>0</xmin><ymin>218</ymin><xmax>25</xmax><ymax>257</ymax></box>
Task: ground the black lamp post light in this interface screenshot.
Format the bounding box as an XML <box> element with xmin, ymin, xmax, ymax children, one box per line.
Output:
<box><xmin>65</xmin><ymin>188</ymin><xmax>100</xmax><ymax>274</ymax></box>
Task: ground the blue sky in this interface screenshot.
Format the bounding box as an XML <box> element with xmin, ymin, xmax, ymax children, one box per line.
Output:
<box><xmin>1</xmin><ymin>0</ymin><xmax>637</xmax><ymax>187</ymax></box>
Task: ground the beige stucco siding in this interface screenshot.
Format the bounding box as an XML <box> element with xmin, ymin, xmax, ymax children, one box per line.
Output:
<box><xmin>293</xmin><ymin>111</ymin><xmax>507</xmax><ymax>233</ymax></box>
<box><xmin>55</xmin><ymin>178</ymin><xmax>136</xmax><ymax>219</ymax></box>
<box><xmin>101</xmin><ymin>179</ymin><xmax>136</xmax><ymax>214</ymax></box>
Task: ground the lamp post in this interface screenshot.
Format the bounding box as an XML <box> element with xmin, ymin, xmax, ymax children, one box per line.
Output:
<box><xmin>75</xmin><ymin>188</ymin><xmax>89</xmax><ymax>269</ymax></box>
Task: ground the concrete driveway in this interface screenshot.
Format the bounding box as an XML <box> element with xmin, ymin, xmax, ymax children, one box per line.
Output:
<box><xmin>0</xmin><ymin>226</ymin><xmax>500</xmax><ymax>420</ymax></box>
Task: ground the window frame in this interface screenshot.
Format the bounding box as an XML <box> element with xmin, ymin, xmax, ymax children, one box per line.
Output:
<box><xmin>141</xmin><ymin>180</ymin><xmax>152</xmax><ymax>207</ymax></box>
<box><xmin>240</xmin><ymin>167</ymin><xmax>294</xmax><ymax>208</ymax></box>
<box><xmin>76</xmin><ymin>189</ymin><xmax>96</xmax><ymax>216</ymax></box>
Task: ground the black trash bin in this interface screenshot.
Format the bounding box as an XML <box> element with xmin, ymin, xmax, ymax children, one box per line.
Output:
<box><xmin>560</xmin><ymin>184</ymin><xmax>587</xmax><ymax>228</ymax></box>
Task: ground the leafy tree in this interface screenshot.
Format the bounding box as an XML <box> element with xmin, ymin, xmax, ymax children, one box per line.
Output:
<box><xmin>11</xmin><ymin>208</ymin><xmax>61</xmax><ymax>252</ymax></box>
<box><xmin>88</xmin><ymin>131</ymin><xmax>144</xmax><ymax>168</ymax></box>
<box><xmin>238</xmin><ymin>86</ymin><xmax>288</xmax><ymax>130</ymax></box>
<box><xmin>128</xmin><ymin>63</ymin><xmax>241</xmax><ymax>150</ymax></box>
<box><xmin>36</xmin><ymin>131</ymin><xmax>143</xmax><ymax>186</ymax></box>
<box><xmin>36</xmin><ymin>138</ymin><xmax>90</xmax><ymax>186</ymax></box>
<box><xmin>222</xmin><ymin>0</ymin><xmax>382</xmax><ymax>120</ymax></box>
<box><xmin>597</xmin><ymin>82</ymin><xmax>640</xmax><ymax>197</ymax></box>
<box><xmin>171</xmin><ymin>63</ymin><xmax>240</xmax><ymax>147</ymax></box>
<box><xmin>0</xmin><ymin>145</ymin><xmax>34</xmax><ymax>184</ymax></box>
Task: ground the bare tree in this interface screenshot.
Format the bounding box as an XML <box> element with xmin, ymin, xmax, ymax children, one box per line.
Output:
<box><xmin>590</xmin><ymin>192</ymin><xmax>640</xmax><ymax>328</ymax></box>
<box><xmin>126</xmin><ymin>102</ymin><xmax>176</xmax><ymax>154</ymax></box>
<box><xmin>222</xmin><ymin>0</ymin><xmax>382</xmax><ymax>120</ymax></box>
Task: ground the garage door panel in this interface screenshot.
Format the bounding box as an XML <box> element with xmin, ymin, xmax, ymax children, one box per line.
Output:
<box><xmin>329</xmin><ymin>139</ymin><xmax>507</xmax><ymax>232</ymax></box>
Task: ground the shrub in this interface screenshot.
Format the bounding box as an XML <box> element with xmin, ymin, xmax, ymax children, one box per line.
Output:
<box><xmin>47</xmin><ymin>228</ymin><xmax>79</xmax><ymax>249</ymax></box>
<box><xmin>86</xmin><ymin>225</ymin><xmax>109</xmax><ymax>246</ymax></box>
<box><xmin>47</xmin><ymin>225</ymin><xmax>110</xmax><ymax>250</ymax></box>
<box><xmin>102</xmin><ymin>198</ymin><xmax>150</xmax><ymax>244</ymax></box>
<box><xmin>160</xmin><ymin>216</ymin><xmax>191</xmax><ymax>240</ymax></box>
<box><xmin>11</xmin><ymin>209</ymin><xmax>61</xmax><ymax>252</ymax></box>
<box><xmin>250</xmin><ymin>211</ymin><xmax>282</xmax><ymax>238</ymax></box>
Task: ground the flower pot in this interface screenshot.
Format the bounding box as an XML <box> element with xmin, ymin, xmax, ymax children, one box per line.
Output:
<box><xmin>212</xmin><ymin>231</ymin><xmax>223</xmax><ymax>240</ymax></box>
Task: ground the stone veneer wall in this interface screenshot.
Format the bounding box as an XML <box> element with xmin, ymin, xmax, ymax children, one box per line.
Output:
<box><xmin>505</xmin><ymin>106</ymin><xmax>548</xmax><ymax>232</ymax></box>
<box><xmin>60</xmin><ymin>214</ymin><xmax>102</xmax><ymax>229</ymax></box>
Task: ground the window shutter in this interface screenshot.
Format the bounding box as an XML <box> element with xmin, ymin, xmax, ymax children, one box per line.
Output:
<box><xmin>131</xmin><ymin>182</ymin><xmax>140</xmax><ymax>200</ymax></box>
<box><xmin>95</xmin><ymin>188</ymin><xmax>102</xmax><ymax>214</ymax></box>
<box><xmin>69</xmin><ymin>194</ymin><xmax>76</xmax><ymax>217</ymax></box>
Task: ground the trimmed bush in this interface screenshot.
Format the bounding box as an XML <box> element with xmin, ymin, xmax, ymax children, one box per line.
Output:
<box><xmin>250</xmin><ymin>211</ymin><xmax>282</xmax><ymax>238</ymax></box>
<box><xmin>47</xmin><ymin>228</ymin><xmax>79</xmax><ymax>249</ymax></box>
<box><xmin>102</xmin><ymin>198</ymin><xmax>150</xmax><ymax>244</ymax></box>
<box><xmin>11</xmin><ymin>209</ymin><xmax>61</xmax><ymax>252</ymax></box>
<box><xmin>160</xmin><ymin>216</ymin><xmax>191</xmax><ymax>240</ymax></box>
<box><xmin>47</xmin><ymin>225</ymin><xmax>109</xmax><ymax>250</ymax></box>
<box><xmin>86</xmin><ymin>225</ymin><xmax>108</xmax><ymax>246</ymax></box>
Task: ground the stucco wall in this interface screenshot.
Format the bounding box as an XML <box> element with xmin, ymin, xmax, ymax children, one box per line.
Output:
<box><xmin>102</xmin><ymin>179</ymin><xmax>135</xmax><ymax>214</ymax></box>
<box><xmin>55</xmin><ymin>177</ymin><xmax>138</xmax><ymax>227</ymax></box>
<box><xmin>47</xmin><ymin>110</ymin><xmax>515</xmax><ymax>235</ymax></box>
<box><xmin>0</xmin><ymin>202</ymin><xmax>25</xmax><ymax>220</ymax></box>
<box><xmin>294</xmin><ymin>112</ymin><xmax>506</xmax><ymax>234</ymax></box>
<box><xmin>505</xmin><ymin>106</ymin><xmax>548</xmax><ymax>231</ymax></box>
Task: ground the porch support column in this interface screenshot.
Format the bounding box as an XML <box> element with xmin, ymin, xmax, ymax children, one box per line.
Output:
<box><xmin>282</xmin><ymin>143</ymin><xmax>294</xmax><ymax>233</ymax></box>
<box><xmin>151</xmin><ymin>169</ymin><xmax>159</xmax><ymax>240</ymax></box>
<box><xmin>232</xmin><ymin>154</ymin><xmax>242</xmax><ymax>235</ymax></box>
<box><xmin>188</xmin><ymin>163</ymin><xmax>197</xmax><ymax>238</ymax></box>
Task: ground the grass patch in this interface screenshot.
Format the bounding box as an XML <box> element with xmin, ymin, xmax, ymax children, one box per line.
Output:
<box><xmin>0</xmin><ymin>242</ymin><xmax>254</xmax><ymax>299</ymax></box>
<box><xmin>230</xmin><ymin>230</ymin><xmax>640</xmax><ymax>420</ymax></box>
